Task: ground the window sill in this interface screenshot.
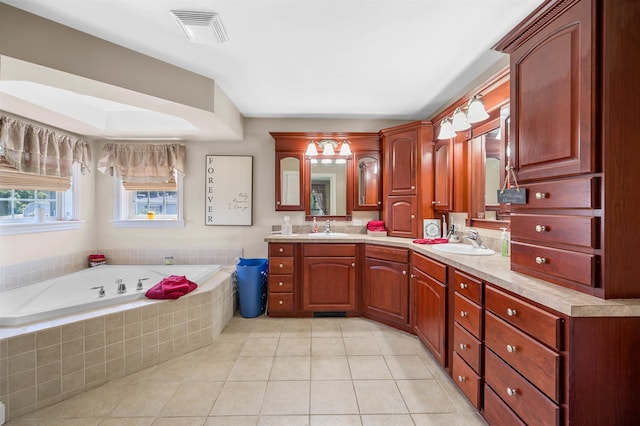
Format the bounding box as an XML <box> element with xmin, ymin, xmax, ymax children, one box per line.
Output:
<box><xmin>111</xmin><ymin>219</ymin><xmax>185</xmax><ymax>229</ymax></box>
<box><xmin>0</xmin><ymin>220</ymin><xmax>84</xmax><ymax>236</ymax></box>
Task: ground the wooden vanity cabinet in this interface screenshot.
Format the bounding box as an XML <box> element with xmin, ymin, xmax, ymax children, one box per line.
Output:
<box><xmin>363</xmin><ymin>245</ymin><xmax>411</xmax><ymax>332</ymax></box>
<box><xmin>302</xmin><ymin>243</ymin><xmax>358</xmax><ymax>314</ymax></box>
<box><xmin>412</xmin><ymin>252</ymin><xmax>447</xmax><ymax>366</ymax></box>
<box><xmin>267</xmin><ymin>243</ymin><xmax>297</xmax><ymax>315</ymax></box>
<box><xmin>380</xmin><ymin>121</ymin><xmax>434</xmax><ymax>238</ymax></box>
<box><xmin>494</xmin><ymin>0</ymin><xmax>640</xmax><ymax>298</ymax></box>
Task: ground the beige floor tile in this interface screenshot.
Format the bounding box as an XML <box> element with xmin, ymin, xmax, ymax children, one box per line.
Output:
<box><xmin>152</xmin><ymin>417</ymin><xmax>207</xmax><ymax>426</ymax></box>
<box><xmin>270</xmin><ymin>356</ymin><xmax>311</xmax><ymax>380</ymax></box>
<box><xmin>385</xmin><ymin>355</ymin><xmax>433</xmax><ymax>380</ymax></box>
<box><xmin>7</xmin><ymin>419</ymin><xmax>103</xmax><ymax>426</ymax></box>
<box><xmin>210</xmin><ymin>381</ymin><xmax>267</xmax><ymax>415</ymax></box>
<box><xmin>204</xmin><ymin>415</ymin><xmax>258</xmax><ymax>426</ymax></box>
<box><xmin>310</xmin><ymin>380</ymin><xmax>359</xmax><ymax>415</ymax></box>
<box><xmin>411</xmin><ymin>412</ymin><xmax>488</xmax><ymax>425</ymax></box>
<box><xmin>49</xmin><ymin>381</ymin><xmax>131</xmax><ymax>417</ymax></box>
<box><xmin>260</xmin><ymin>381</ymin><xmax>310</xmax><ymax>415</ymax></box>
<box><xmin>311</xmin><ymin>338</ymin><xmax>346</xmax><ymax>356</ymax></box>
<box><xmin>160</xmin><ymin>381</ymin><xmax>223</xmax><ymax>416</ymax></box>
<box><xmin>276</xmin><ymin>337</ymin><xmax>311</xmax><ymax>356</ymax></box>
<box><xmin>208</xmin><ymin>339</ymin><xmax>246</xmax><ymax>357</ymax></box>
<box><xmin>373</xmin><ymin>335</ymin><xmax>420</xmax><ymax>356</ymax></box>
<box><xmin>339</xmin><ymin>319</ymin><xmax>375</xmax><ymax>337</ymax></box>
<box><xmin>434</xmin><ymin>376</ymin><xmax>477</xmax><ymax>413</ymax></box>
<box><xmin>280</xmin><ymin>319</ymin><xmax>312</xmax><ymax>338</ymax></box>
<box><xmin>188</xmin><ymin>356</ymin><xmax>236</xmax><ymax>381</ymax></box>
<box><xmin>257</xmin><ymin>415</ymin><xmax>310</xmax><ymax>426</ymax></box>
<box><xmin>343</xmin><ymin>337</ymin><xmax>381</xmax><ymax>355</ymax></box>
<box><xmin>249</xmin><ymin>322</ymin><xmax>283</xmax><ymax>338</ymax></box>
<box><xmin>311</xmin><ymin>319</ymin><xmax>342</xmax><ymax>337</ymax></box>
<box><xmin>240</xmin><ymin>337</ymin><xmax>279</xmax><ymax>357</ymax></box>
<box><xmin>227</xmin><ymin>356</ymin><xmax>274</xmax><ymax>381</ymax></box>
<box><xmin>309</xmin><ymin>414</ymin><xmax>362</xmax><ymax>426</ymax></box>
<box><xmin>361</xmin><ymin>414</ymin><xmax>415</xmax><ymax>426</ymax></box>
<box><xmin>311</xmin><ymin>356</ymin><xmax>351</xmax><ymax>380</ymax></box>
<box><xmin>109</xmin><ymin>381</ymin><xmax>181</xmax><ymax>417</ymax></box>
<box><xmin>348</xmin><ymin>356</ymin><xmax>392</xmax><ymax>380</ymax></box>
<box><xmin>353</xmin><ymin>380</ymin><xmax>408</xmax><ymax>414</ymax></box>
<box><xmin>396</xmin><ymin>380</ymin><xmax>456</xmax><ymax>414</ymax></box>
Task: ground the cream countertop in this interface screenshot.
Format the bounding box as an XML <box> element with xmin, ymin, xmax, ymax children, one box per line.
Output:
<box><xmin>265</xmin><ymin>234</ymin><xmax>640</xmax><ymax>318</ymax></box>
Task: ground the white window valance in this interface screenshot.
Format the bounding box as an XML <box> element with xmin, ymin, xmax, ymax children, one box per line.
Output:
<box><xmin>97</xmin><ymin>143</ymin><xmax>186</xmax><ymax>183</ymax></box>
<box><xmin>0</xmin><ymin>116</ymin><xmax>92</xmax><ymax>178</ymax></box>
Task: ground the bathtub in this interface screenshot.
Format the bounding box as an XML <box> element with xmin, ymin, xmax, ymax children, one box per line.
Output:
<box><xmin>0</xmin><ymin>264</ymin><xmax>221</xmax><ymax>326</ymax></box>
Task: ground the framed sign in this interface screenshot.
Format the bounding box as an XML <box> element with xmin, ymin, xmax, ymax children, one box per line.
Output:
<box><xmin>205</xmin><ymin>155</ymin><xmax>253</xmax><ymax>225</ymax></box>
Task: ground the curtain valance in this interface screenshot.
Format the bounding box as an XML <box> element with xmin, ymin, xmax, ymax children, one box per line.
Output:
<box><xmin>0</xmin><ymin>116</ymin><xmax>92</xmax><ymax>177</ymax></box>
<box><xmin>97</xmin><ymin>143</ymin><xmax>185</xmax><ymax>183</ymax></box>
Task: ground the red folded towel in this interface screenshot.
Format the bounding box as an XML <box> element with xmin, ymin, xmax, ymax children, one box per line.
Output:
<box><xmin>145</xmin><ymin>275</ymin><xmax>197</xmax><ymax>300</ymax></box>
<box><xmin>367</xmin><ymin>220</ymin><xmax>385</xmax><ymax>232</ymax></box>
<box><xmin>412</xmin><ymin>238</ymin><xmax>449</xmax><ymax>245</ymax></box>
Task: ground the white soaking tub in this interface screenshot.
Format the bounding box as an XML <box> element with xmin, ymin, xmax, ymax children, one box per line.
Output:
<box><xmin>0</xmin><ymin>264</ymin><xmax>221</xmax><ymax>326</ymax></box>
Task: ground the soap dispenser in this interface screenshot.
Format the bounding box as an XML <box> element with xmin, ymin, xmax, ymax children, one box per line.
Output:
<box><xmin>312</xmin><ymin>217</ymin><xmax>318</xmax><ymax>233</ymax></box>
<box><xmin>282</xmin><ymin>216</ymin><xmax>292</xmax><ymax>235</ymax></box>
<box><xmin>500</xmin><ymin>227</ymin><xmax>510</xmax><ymax>257</ymax></box>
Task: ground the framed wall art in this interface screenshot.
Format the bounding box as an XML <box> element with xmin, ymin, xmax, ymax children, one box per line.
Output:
<box><xmin>205</xmin><ymin>155</ymin><xmax>253</xmax><ymax>225</ymax></box>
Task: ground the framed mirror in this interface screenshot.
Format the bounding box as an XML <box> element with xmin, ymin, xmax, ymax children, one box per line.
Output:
<box><xmin>275</xmin><ymin>152</ymin><xmax>304</xmax><ymax>211</ymax></box>
<box><xmin>355</xmin><ymin>152</ymin><xmax>381</xmax><ymax>210</ymax></box>
<box><xmin>309</xmin><ymin>160</ymin><xmax>348</xmax><ymax>216</ymax></box>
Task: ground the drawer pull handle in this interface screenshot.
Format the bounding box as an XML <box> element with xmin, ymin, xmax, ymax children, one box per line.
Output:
<box><xmin>278</xmin><ymin>247</ymin><xmax>284</xmax><ymax>252</ymax></box>
<box><xmin>459</xmin><ymin>343</ymin><xmax>468</xmax><ymax>350</ymax></box>
<box><xmin>278</xmin><ymin>281</ymin><xmax>284</xmax><ymax>286</ymax></box>
<box><xmin>279</xmin><ymin>263</ymin><xmax>284</xmax><ymax>268</ymax></box>
<box><xmin>506</xmin><ymin>344</ymin><xmax>517</xmax><ymax>353</ymax></box>
<box><xmin>507</xmin><ymin>308</ymin><xmax>517</xmax><ymax>317</ymax></box>
<box><xmin>458</xmin><ymin>375</ymin><xmax>466</xmax><ymax>383</ymax></box>
<box><xmin>459</xmin><ymin>311</ymin><xmax>468</xmax><ymax>318</ymax></box>
<box><xmin>535</xmin><ymin>256</ymin><xmax>547</xmax><ymax>264</ymax></box>
<box><xmin>278</xmin><ymin>300</ymin><xmax>284</xmax><ymax>305</ymax></box>
<box><xmin>535</xmin><ymin>225</ymin><xmax>547</xmax><ymax>233</ymax></box>
<box><xmin>535</xmin><ymin>192</ymin><xmax>547</xmax><ymax>199</ymax></box>
<box><xmin>506</xmin><ymin>387</ymin><xmax>518</xmax><ymax>396</ymax></box>
<box><xmin>459</xmin><ymin>282</ymin><xmax>468</xmax><ymax>290</ymax></box>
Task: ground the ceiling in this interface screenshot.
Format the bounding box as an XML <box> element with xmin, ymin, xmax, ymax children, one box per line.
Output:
<box><xmin>0</xmin><ymin>0</ymin><xmax>544</xmax><ymax>138</ymax></box>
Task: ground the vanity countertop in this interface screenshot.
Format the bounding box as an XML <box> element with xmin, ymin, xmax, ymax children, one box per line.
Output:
<box><xmin>265</xmin><ymin>233</ymin><xmax>640</xmax><ymax>318</ymax></box>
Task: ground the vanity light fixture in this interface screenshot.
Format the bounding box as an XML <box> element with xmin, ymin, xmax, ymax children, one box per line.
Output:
<box><xmin>437</xmin><ymin>118</ymin><xmax>457</xmax><ymax>140</ymax></box>
<box><xmin>466</xmin><ymin>94</ymin><xmax>490</xmax><ymax>123</ymax></box>
<box><xmin>306</xmin><ymin>139</ymin><xmax>352</xmax><ymax>157</ymax></box>
<box><xmin>338</xmin><ymin>140</ymin><xmax>352</xmax><ymax>156</ymax></box>
<box><xmin>305</xmin><ymin>142</ymin><xmax>319</xmax><ymax>156</ymax></box>
<box><xmin>322</xmin><ymin>142</ymin><xmax>336</xmax><ymax>156</ymax></box>
<box><xmin>451</xmin><ymin>107</ymin><xmax>471</xmax><ymax>131</ymax></box>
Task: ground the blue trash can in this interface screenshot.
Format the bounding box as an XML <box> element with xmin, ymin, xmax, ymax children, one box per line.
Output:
<box><xmin>236</xmin><ymin>258</ymin><xmax>268</xmax><ymax>318</ymax></box>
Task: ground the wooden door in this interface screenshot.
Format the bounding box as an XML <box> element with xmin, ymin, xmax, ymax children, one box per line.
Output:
<box><xmin>413</xmin><ymin>266</ymin><xmax>447</xmax><ymax>365</ymax></box>
<box><xmin>302</xmin><ymin>256</ymin><xmax>356</xmax><ymax>312</ymax></box>
<box><xmin>363</xmin><ymin>257</ymin><xmax>410</xmax><ymax>329</ymax></box>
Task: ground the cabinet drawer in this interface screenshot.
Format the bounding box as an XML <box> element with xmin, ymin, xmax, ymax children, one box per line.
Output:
<box><xmin>412</xmin><ymin>252</ymin><xmax>446</xmax><ymax>282</ymax></box>
<box><xmin>452</xmin><ymin>352</ymin><xmax>482</xmax><ymax>409</ymax></box>
<box><xmin>516</xmin><ymin>176</ymin><xmax>599</xmax><ymax>209</ymax></box>
<box><xmin>485</xmin><ymin>312</ymin><xmax>561</xmax><ymax>402</ymax></box>
<box><xmin>511</xmin><ymin>241</ymin><xmax>597</xmax><ymax>287</ymax></box>
<box><xmin>486</xmin><ymin>285</ymin><xmax>563</xmax><ymax>350</ymax></box>
<box><xmin>453</xmin><ymin>293</ymin><xmax>482</xmax><ymax>338</ymax></box>
<box><xmin>453</xmin><ymin>270</ymin><xmax>482</xmax><ymax>304</ymax></box>
<box><xmin>268</xmin><ymin>292</ymin><xmax>294</xmax><ymax>312</ymax></box>
<box><xmin>483</xmin><ymin>384</ymin><xmax>526</xmax><ymax>426</ymax></box>
<box><xmin>268</xmin><ymin>257</ymin><xmax>294</xmax><ymax>275</ymax></box>
<box><xmin>268</xmin><ymin>275</ymin><xmax>294</xmax><ymax>293</ymax></box>
<box><xmin>453</xmin><ymin>322</ymin><xmax>482</xmax><ymax>373</ymax></box>
<box><xmin>304</xmin><ymin>243</ymin><xmax>356</xmax><ymax>257</ymax></box>
<box><xmin>485</xmin><ymin>349</ymin><xmax>560</xmax><ymax>426</ymax></box>
<box><xmin>365</xmin><ymin>245</ymin><xmax>409</xmax><ymax>263</ymax></box>
<box><xmin>269</xmin><ymin>243</ymin><xmax>294</xmax><ymax>256</ymax></box>
<box><xmin>511</xmin><ymin>213</ymin><xmax>598</xmax><ymax>249</ymax></box>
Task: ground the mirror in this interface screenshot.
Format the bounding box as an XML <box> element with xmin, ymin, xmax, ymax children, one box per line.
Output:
<box><xmin>357</xmin><ymin>154</ymin><xmax>381</xmax><ymax>209</ymax></box>
<box><xmin>310</xmin><ymin>160</ymin><xmax>347</xmax><ymax>216</ymax></box>
<box><xmin>276</xmin><ymin>153</ymin><xmax>303</xmax><ymax>210</ymax></box>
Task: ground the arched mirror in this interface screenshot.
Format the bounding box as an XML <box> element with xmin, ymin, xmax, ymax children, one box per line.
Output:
<box><xmin>355</xmin><ymin>153</ymin><xmax>381</xmax><ymax>210</ymax></box>
<box><xmin>275</xmin><ymin>152</ymin><xmax>304</xmax><ymax>211</ymax></box>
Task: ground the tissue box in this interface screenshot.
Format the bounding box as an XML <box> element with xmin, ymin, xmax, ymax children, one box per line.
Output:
<box><xmin>367</xmin><ymin>230</ymin><xmax>387</xmax><ymax>237</ymax></box>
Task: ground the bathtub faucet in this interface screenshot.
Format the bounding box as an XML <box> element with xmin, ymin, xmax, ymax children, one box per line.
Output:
<box><xmin>136</xmin><ymin>278</ymin><xmax>149</xmax><ymax>291</ymax></box>
<box><xmin>91</xmin><ymin>286</ymin><xmax>105</xmax><ymax>297</ymax></box>
<box><xmin>116</xmin><ymin>277</ymin><xmax>126</xmax><ymax>294</ymax></box>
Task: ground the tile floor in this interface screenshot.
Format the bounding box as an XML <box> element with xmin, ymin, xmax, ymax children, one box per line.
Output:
<box><xmin>7</xmin><ymin>315</ymin><xmax>487</xmax><ymax>425</ymax></box>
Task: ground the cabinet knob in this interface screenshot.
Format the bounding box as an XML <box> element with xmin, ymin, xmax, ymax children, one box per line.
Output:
<box><xmin>402</xmin><ymin>270</ymin><xmax>407</xmax><ymax>275</ymax></box>
<box><xmin>507</xmin><ymin>308</ymin><xmax>517</xmax><ymax>317</ymax></box>
<box><xmin>279</xmin><ymin>263</ymin><xmax>284</xmax><ymax>268</ymax></box>
<box><xmin>432</xmin><ymin>201</ymin><xmax>441</xmax><ymax>205</ymax></box>
<box><xmin>535</xmin><ymin>192</ymin><xmax>547</xmax><ymax>199</ymax></box>
<box><xmin>458</xmin><ymin>375</ymin><xmax>466</xmax><ymax>383</ymax></box>
<box><xmin>535</xmin><ymin>256</ymin><xmax>547</xmax><ymax>264</ymax></box>
<box><xmin>411</xmin><ymin>185</ymin><xmax>416</xmax><ymax>190</ymax></box>
<box><xmin>535</xmin><ymin>225</ymin><xmax>547</xmax><ymax>233</ymax></box>
<box><xmin>506</xmin><ymin>344</ymin><xmax>517</xmax><ymax>353</ymax></box>
<box><xmin>506</xmin><ymin>387</ymin><xmax>518</xmax><ymax>396</ymax></box>
<box><xmin>278</xmin><ymin>247</ymin><xmax>284</xmax><ymax>252</ymax></box>
<box><xmin>459</xmin><ymin>311</ymin><xmax>468</xmax><ymax>318</ymax></box>
<box><xmin>278</xmin><ymin>281</ymin><xmax>284</xmax><ymax>286</ymax></box>
<box><xmin>459</xmin><ymin>343</ymin><xmax>468</xmax><ymax>350</ymax></box>
<box><xmin>278</xmin><ymin>300</ymin><xmax>284</xmax><ymax>305</ymax></box>
<box><xmin>352</xmin><ymin>263</ymin><xmax>356</xmax><ymax>267</ymax></box>
<box><xmin>410</xmin><ymin>273</ymin><xmax>415</xmax><ymax>278</ymax></box>
<box><xmin>377</xmin><ymin>201</ymin><xmax>382</xmax><ymax>205</ymax></box>
<box><xmin>459</xmin><ymin>282</ymin><xmax>468</xmax><ymax>290</ymax></box>
<box><xmin>410</xmin><ymin>215</ymin><xmax>415</xmax><ymax>219</ymax></box>
<box><xmin>277</xmin><ymin>201</ymin><xmax>281</xmax><ymax>205</ymax></box>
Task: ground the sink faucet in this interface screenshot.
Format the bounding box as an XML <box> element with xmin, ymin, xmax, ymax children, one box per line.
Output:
<box><xmin>464</xmin><ymin>230</ymin><xmax>487</xmax><ymax>249</ymax></box>
<box><xmin>116</xmin><ymin>277</ymin><xmax>127</xmax><ymax>294</ymax></box>
<box><xmin>325</xmin><ymin>220</ymin><xmax>332</xmax><ymax>234</ymax></box>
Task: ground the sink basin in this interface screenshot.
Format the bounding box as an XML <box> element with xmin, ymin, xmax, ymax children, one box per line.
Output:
<box><xmin>431</xmin><ymin>244</ymin><xmax>495</xmax><ymax>256</ymax></box>
<box><xmin>306</xmin><ymin>232</ymin><xmax>350</xmax><ymax>237</ymax></box>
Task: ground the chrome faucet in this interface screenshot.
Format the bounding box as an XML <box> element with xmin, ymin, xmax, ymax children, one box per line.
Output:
<box><xmin>116</xmin><ymin>277</ymin><xmax>126</xmax><ymax>294</ymax></box>
<box><xmin>325</xmin><ymin>220</ymin><xmax>332</xmax><ymax>234</ymax></box>
<box><xmin>91</xmin><ymin>286</ymin><xmax>105</xmax><ymax>297</ymax></box>
<box><xmin>136</xmin><ymin>278</ymin><xmax>149</xmax><ymax>291</ymax></box>
<box><xmin>464</xmin><ymin>230</ymin><xmax>486</xmax><ymax>249</ymax></box>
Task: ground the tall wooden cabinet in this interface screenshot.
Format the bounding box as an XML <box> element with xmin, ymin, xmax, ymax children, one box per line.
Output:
<box><xmin>494</xmin><ymin>0</ymin><xmax>640</xmax><ymax>299</ymax></box>
<box><xmin>380</xmin><ymin>121</ymin><xmax>434</xmax><ymax>238</ymax></box>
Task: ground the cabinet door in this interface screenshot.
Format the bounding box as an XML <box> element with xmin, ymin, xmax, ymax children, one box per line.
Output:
<box><xmin>302</xmin><ymin>256</ymin><xmax>357</xmax><ymax>312</ymax></box>
<box><xmin>275</xmin><ymin>152</ymin><xmax>304</xmax><ymax>211</ymax></box>
<box><xmin>385</xmin><ymin>129</ymin><xmax>417</xmax><ymax>195</ymax></box>
<box><xmin>413</xmin><ymin>266</ymin><xmax>447</xmax><ymax>365</ymax></box>
<box><xmin>510</xmin><ymin>0</ymin><xmax>595</xmax><ymax>181</ymax></box>
<box><xmin>385</xmin><ymin>195</ymin><xmax>418</xmax><ymax>238</ymax></box>
<box><xmin>354</xmin><ymin>151</ymin><xmax>382</xmax><ymax>210</ymax></box>
<box><xmin>433</xmin><ymin>139</ymin><xmax>452</xmax><ymax>211</ymax></box>
<box><xmin>363</xmin><ymin>257</ymin><xmax>410</xmax><ymax>329</ymax></box>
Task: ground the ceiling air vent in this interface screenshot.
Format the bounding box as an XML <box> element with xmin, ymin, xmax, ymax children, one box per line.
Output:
<box><xmin>170</xmin><ymin>10</ymin><xmax>229</xmax><ymax>44</ymax></box>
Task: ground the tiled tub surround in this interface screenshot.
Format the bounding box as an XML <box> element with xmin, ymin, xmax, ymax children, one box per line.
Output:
<box><xmin>0</xmin><ymin>247</ymin><xmax>243</xmax><ymax>293</ymax></box>
<box><xmin>0</xmin><ymin>266</ymin><xmax>236</xmax><ymax>421</ymax></box>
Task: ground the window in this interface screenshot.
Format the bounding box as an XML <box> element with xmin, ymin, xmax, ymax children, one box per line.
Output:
<box><xmin>112</xmin><ymin>171</ymin><xmax>184</xmax><ymax>228</ymax></box>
